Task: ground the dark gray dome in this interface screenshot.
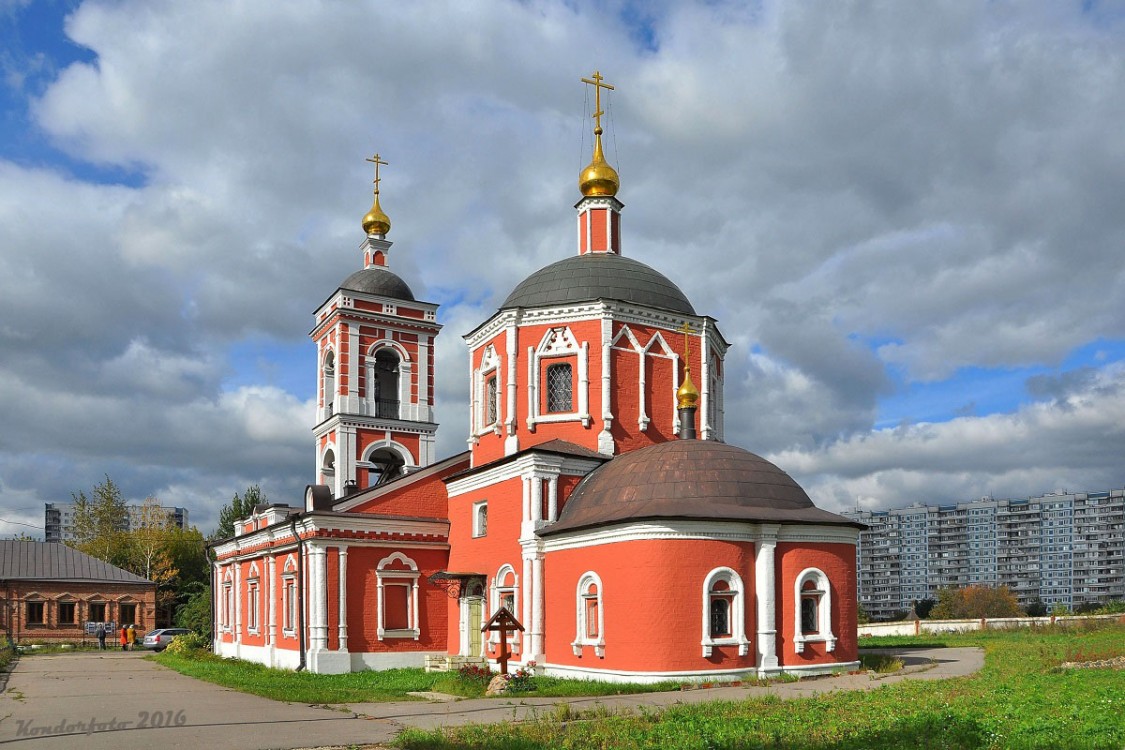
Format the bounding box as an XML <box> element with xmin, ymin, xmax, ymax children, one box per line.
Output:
<box><xmin>340</xmin><ymin>267</ymin><xmax>415</xmax><ymax>301</ymax></box>
<box><xmin>501</xmin><ymin>253</ymin><xmax>695</xmax><ymax>315</ymax></box>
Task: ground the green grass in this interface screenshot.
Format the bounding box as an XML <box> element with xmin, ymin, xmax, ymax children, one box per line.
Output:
<box><xmin>397</xmin><ymin>621</ymin><xmax>1125</xmax><ymax>750</ymax></box>
<box><xmin>15</xmin><ymin>642</ymin><xmax>104</xmax><ymax>655</ymax></box>
<box><xmin>152</xmin><ymin>650</ymin><xmax>683</xmax><ymax>703</ymax></box>
<box><xmin>153</xmin><ymin>651</ymin><xmax>442</xmax><ymax>703</ymax></box>
<box><xmin>858</xmin><ymin>652</ymin><xmax>904</xmax><ymax>673</ymax></box>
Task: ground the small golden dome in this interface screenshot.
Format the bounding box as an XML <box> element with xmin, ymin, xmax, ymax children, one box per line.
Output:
<box><xmin>362</xmin><ymin>193</ymin><xmax>391</xmax><ymax>236</ymax></box>
<box><xmin>579</xmin><ymin>132</ymin><xmax>620</xmax><ymax>197</ymax></box>
<box><xmin>677</xmin><ymin>370</ymin><xmax>700</xmax><ymax>409</ymax></box>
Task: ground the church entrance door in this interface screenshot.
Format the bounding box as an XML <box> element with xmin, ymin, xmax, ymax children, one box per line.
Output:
<box><xmin>467</xmin><ymin>597</ymin><xmax>483</xmax><ymax>656</ymax></box>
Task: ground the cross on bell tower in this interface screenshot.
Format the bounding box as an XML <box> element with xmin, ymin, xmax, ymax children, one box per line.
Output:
<box><xmin>576</xmin><ymin>70</ymin><xmax>623</xmax><ymax>256</ymax></box>
<box><xmin>310</xmin><ymin>153</ymin><xmax>443</xmax><ymax>499</ymax></box>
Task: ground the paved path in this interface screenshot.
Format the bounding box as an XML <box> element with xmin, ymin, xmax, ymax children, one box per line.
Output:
<box><xmin>347</xmin><ymin>647</ymin><xmax>984</xmax><ymax>733</ymax></box>
<box><xmin>0</xmin><ymin>648</ymin><xmax>983</xmax><ymax>749</ymax></box>
<box><xmin>0</xmin><ymin>652</ymin><xmax>396</xmax><ymax>749</ymax></box>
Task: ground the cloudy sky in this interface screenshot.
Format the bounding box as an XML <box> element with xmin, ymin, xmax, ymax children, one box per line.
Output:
<box><xmin>2</xmin><ymin>0</ymin><xmax>1123</xmax><ymax>537</ymax></box>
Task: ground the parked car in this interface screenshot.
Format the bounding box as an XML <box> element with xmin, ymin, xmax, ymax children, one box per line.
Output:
<box><xmin>141</xmin><ymin>628</ymin><xmax>191</xmax><ymax>651</ymax></box>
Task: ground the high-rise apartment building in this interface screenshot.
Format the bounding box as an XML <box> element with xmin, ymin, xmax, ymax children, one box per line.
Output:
<box><xmin>843</xmin><ymin>489</ymin><xmax>1125</xmax><ymax>620</ymax></box>
<box><xmin>44</xmin><ymin>502</ymin><xmax>189</xmax><ymax>543</ymax></box>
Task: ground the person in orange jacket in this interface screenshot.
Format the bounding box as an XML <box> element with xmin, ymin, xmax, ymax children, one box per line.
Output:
<box><xmin>120</xmin><ymin>625</ymin><xmax>128</xmax><ymax>651</ymax></box>
<box><xmin>126</xmin><ymin>624</ymin><xmax>136</xmax><ymax>650</ymax></box>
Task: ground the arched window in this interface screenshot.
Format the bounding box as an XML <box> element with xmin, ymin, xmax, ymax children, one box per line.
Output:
<box><xmin>701</xmin><ymin>568</ymin><xmax>749</xmax><ymax>657</ymax></box>
<box><xmin>473</xmin><ymin>501</ymin><xmax>488</xmax><ymax>537</ymax></box>
<box><xmin>474</xmin><ymin>345</ymin><xmax>501</xmax><ymax>434</ymax></box>
<box><xmin>485</xmin><ymin>376</ymin><xmax>498</xmax><ymax>425</ymax></box>
<box><xmin>572</xmin><ymin>572</ymin><xmax>605</xmax><ymax>656</ymax></box>
<box><xmin>376</xmin><ymin>552</ymin><xmax>421</xmax><ymax>640</ymax></box>
<box><xmin>546</xmin><ymin>362</ymin><xmax>573</xmax><ymax>412</ymax></box>
<box><xmin>491</xmin><ymin>565</ymin><xmax>519</xmax><ymax>651</ymax></box>
<box><xmin>793</xmin><ymin>568</ymin><xmax>836</xmax><ymax>653</ymax></box>
<box><xmin>371</xmin><ymin>349</ymin><xmax>400</xmax><ymax>419</ymax></box>
<box><xmin>709</xmin><ymin>580</ymin><xmax>733</xmax><ymax>637</ymax></box>
<box><xmin>322</xmin><ymin>449</ymin><xmax>336</xmax><ymax>477</ymax></box>
<box><xmin>366</xmin><ymin>447</ymin><xmax>404</xmax><ymax>486</ymax></box>
<box><xmin>322</xmin><ymin>351</ymin><xmax>336</xmax><ymax>415</ymax></box>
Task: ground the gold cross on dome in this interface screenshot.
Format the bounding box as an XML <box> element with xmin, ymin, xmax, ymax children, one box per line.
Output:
<box><xmin>365</xmin><ymin>153</ymin><xmax>388</xmax><ymax>194</ymax></box>
<box><xmin>581</xmin><ymin>70</ymin><xmax>615</xmax><ymax>134</ymax></box>
<box><xmin>679</xmin><ymin>321</ymin><xmax>696</xmax><ymax>360</ymax></box>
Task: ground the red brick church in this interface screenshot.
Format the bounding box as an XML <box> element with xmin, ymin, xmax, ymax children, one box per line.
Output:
<box><xmin>212</xmin><ymin>73</ymin><xmax>862</xmax><ymax>681</ymax></box>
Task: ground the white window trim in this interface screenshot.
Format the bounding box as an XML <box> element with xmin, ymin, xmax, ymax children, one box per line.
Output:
<box><xmin>376</xmin><ymin>552</ymin><xmax>421</xmax><ymax>640</ymax></box>
<box><xmin>526</xmin><ymin>327</ymin><xmax>590</xmax><ymax>430</ymax></box>
<box><xmin>221</xmin><ymin>568</ymin><xmax>234</xmax><ymax>632</ymax></box>
<box><xmin>490</xmin><ymin>564</ymin><xmax>520</xmax><ymax>650</ymax></box>
<box><xmin>322</xmin><ymin>347</ymin><xmax>336</xmax><ymax>418</ymax></box>
<box><xmin>365</xmin><ymin>340</ymin><xmax>413</xmax><ymax>419</ymax></box>
<box><xmin>572</xmin><ymin>571</ymin><xmax>605</xmax><ymax>657</ymax></box>
<box><xmin>701</xmin><ymin>567</ymin><xmax>750</xmax><ymax>657</ymax></box>
<box><xmin>281</xmin><ymin>573</ymin><xmax>297</xmax><ymax>636</ymax></box>
<box><xmin>474</xmin><ymin>345</ymin><xmax>502</xmax><ymax>436</ymax></box>
<box><xmin>247</xmin><ymin>577</ymin><xmax>260</xmax><ymax>634</ymax></box>
<box><xmin>472</xmin><ymin>500</ymin><xmax>488</xmax><ymax>538</ymax></box>
<box><xmin>793</xmin><ymin>567</ymin><xmax>836</xmax><ymax>653</ymax></box>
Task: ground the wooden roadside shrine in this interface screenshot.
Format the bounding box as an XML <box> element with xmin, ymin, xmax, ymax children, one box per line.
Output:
<box><xmin>481</xmin><ymin>606</ymin><xmax>525</xmax><ymax>675</ymax></box>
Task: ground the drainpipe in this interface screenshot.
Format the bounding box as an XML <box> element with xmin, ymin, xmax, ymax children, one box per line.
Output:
<box><xmin>211</xmin><ymin>562</ymin><xmax>217</xmax><ymax>649</ymax></box>
<box><xmin>290</xmin><ymin>516</ymin><xmax>307</xmax><ymax>672</ymax></box>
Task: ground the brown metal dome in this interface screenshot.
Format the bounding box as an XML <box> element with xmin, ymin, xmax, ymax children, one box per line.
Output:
<box><xmin>540</xmin><ymin>440</ymin><xmax>861</xmax><ymax>536</ymax></box>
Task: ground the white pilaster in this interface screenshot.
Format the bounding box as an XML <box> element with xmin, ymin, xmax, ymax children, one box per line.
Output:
<box><xmin>234</xmin><ymin>561</ymin><xmax>242</xmax><ymax>650</ymax></box>
<box><xmin>266</xmin><ymin>554</ymin><xmax>277</xmax><ymax>646</ymax></box>
<box><xmin>312</xmin><ymin>544</ymin><xmax>329</xmax><ymax>651</ymax></box>
<box><xmin>347</xmin><ymin>325</ymin><xmax>360</xmax><ymax>412</ymax></box>
<box><xmin>505</xmin><ymin>322</ymin><xmax>519</xmax><ymax>454</ymax></box>
<box><xmin>338</xmin><ymin>546</ymin><xmax>349</xmax><ymax>651</ymax></box>
<box><xmin>531</xmin><ymin>553</ymin><xmax>545</xmax><ymax>661</ymax></box>
<box><xmin>547</xmin><ymin>477</ymin><xmax>558</xmax><ymax>522</ymax></box>
<box><xmin>521</xmin><ymin>555</ymin><xmax>532</xmax><ymax>655</ymax></box>
<box><xmin>530</xmin><ymin>476</ymin><xmax>543</xmax><ymax>523</ymax></box>
<box><xmin>756</xmin><ymin>525</ymin><xmax>780</xmax><ymax>675</ymax></box>
<box><xmin>598</xmin><ymin>315</ymin><xmax>614</xmax><ymax>454</ymax></box>
<box><xmin>700</xmin><ymin>323</ymin><xmax>711</xmax><ymax>440</ymax></box>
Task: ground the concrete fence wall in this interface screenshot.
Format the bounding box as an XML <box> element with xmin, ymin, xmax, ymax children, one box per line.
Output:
<box><xmin>858</xmin><ymin>612</ymin><xmax>1125</xmax><ymax>638</ymax></box>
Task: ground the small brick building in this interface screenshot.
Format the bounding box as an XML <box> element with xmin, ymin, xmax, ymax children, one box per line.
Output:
<box><xmin>0</xmin><ymin>540</ymin><xmax>156</xmax><ymax>644</ymax></box>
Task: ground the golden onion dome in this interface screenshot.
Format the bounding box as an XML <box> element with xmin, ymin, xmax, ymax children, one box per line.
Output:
<box><xmin>677</xmin><ymin>370</ymin><xmax>700</xmax><ymax>410</ymax></box>
<box><xmin>579</xmin><ymin>131</ymin><xmax>620</xmax><ymax>197</ymax></box>
<box><xmin>362</xmin><ymin>193</ymin><xmax>391</xmax><ymax>236</ymax></box>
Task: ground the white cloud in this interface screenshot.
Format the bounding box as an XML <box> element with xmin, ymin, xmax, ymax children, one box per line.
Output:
<box><xmin>1</xmin><ymin>0</ymin><xmax>1124</xmax><ymax>533</ymax></box>
<box><xmin>777</xmin><ymin>363</ymin><xmax>1125</xmax><ymax>512</ymax></box>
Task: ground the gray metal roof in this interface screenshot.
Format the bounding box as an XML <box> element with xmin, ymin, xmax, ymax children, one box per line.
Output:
<box><xmin>340</xmin><ymin>267</ymin><xmax>415</xmax><ymax>301</ymax></box>
<box><xmin>540</xmin><ymin>440</ymin><xmax>863</xmax><ymax>536</ymax></box>
<box><xmin>501</xmin><ymin>253</ymin><xmax>695</xmax><ymax>314</ymax></box>
<box><xmin>0</xmin><ymin>540</ymin><xmax>152</xmax><ymax>584</ymax></box>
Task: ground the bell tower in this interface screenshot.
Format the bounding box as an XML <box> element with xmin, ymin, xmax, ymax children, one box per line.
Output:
<box><xmin>311</xmin><ymin>154</ymin><xmax>442</xmax><ymax>498</ymax></box>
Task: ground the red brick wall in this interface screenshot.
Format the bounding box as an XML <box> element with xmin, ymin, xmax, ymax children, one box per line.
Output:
<box><xmin>544</xmin><ymin>539</ymin><xmax>757</xmax><ymax>673</ymax></box>
<box><xmin>776</xmin><ymin>542</ymin><xmax>859</xmax><ymax>665</ymax></box>
<box><xmin>2</xmin><ymin>581</ymin><xmax>156</xmax><ymax>644</ymax></box>
<box><xmin>343</xmin><ymin>545</ymin><xmax>449</xmax><ymax>653</ymax></box>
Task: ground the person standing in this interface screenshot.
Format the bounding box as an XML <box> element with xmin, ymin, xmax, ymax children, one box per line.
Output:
<box><xmin>120</xmin><ymin>626</ymin><xmax>128</xmax><ymax>651</ymax></box>
<box><xmin>95</xmin><ymin>623</ymin><xmax>106</xmax><ymax>650</ymax></box>
<box><xmin>126</xmin><ymin>624</ymin><xmax>136</xmax><ymax>651</ymax></box>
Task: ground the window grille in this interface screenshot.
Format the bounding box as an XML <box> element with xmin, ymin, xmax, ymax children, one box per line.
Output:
<box><xmin>546</xmin><ymin>363</ymin><xmax>572</xmax><ymax>412</ymax></box>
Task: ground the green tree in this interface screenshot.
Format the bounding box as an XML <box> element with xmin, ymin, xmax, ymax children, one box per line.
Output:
<box><xmin>174</xmin><ymin>582</ymin><xmax>212</xmax><ymax>636</ymax></box>
<box><xmin>931</xmin><ymin>585</ymin><xmax>1022</xmax><ymax>619</ymax></box>
<box><xmin>129</xmin><ymin>496</ymin><xmax>179</xmax><ymax>585</ymax></box>
<box><xmin>69</xmin><ymin>475</ymin><xmax>129</xmax><ymax>563</ymax></box>
<box><xmin>213</xmin><ymin>485</ymin><xmax>267</xmax><ymax>540</ymax></box>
